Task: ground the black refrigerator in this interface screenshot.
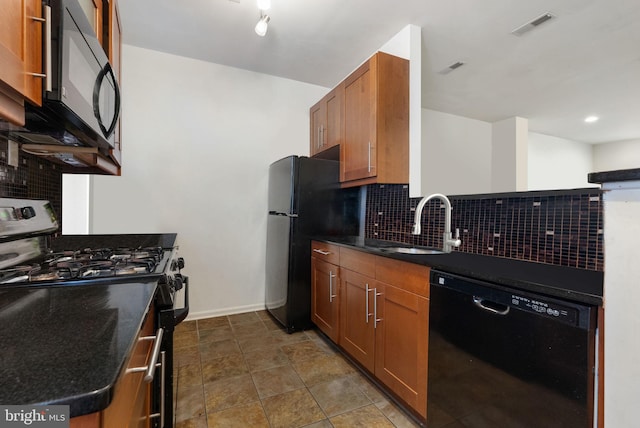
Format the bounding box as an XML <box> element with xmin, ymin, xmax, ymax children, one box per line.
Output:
<box><xmin>265</xmin><ymin>155</ymin><xmax>360</xmax><ymax>333</ymax></box>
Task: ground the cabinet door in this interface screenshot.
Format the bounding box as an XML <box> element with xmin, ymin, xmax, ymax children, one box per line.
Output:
<box><xmin>0</xmin><ymin>0</ymin><xmax>43</xmax><ymax>124</ymax></box>
<box><xmin>77</xmin><ymin>0</ymin><xmax>103</xmax><ymax>41</ymax></box>
<box><xmin>340</xmin><ymin>269</ymin><xmax>376</xmax><ymax>372</ymax></box>
<box><xmin>310</xmin><ymin>99</ymin><xmax>326</xmax><ymax>156</ymax></box>
<box><xmin>325</xmin><ymin>84</ymin><xmax>344</xmax><ymax>150</ymax></box>
<box><xmin>374</xmin><ymin>283</ymin><xmax>429</xmax><ymax>418</ymax></box>
<box><xmin>311</xmin><ymin>258</ymin><xmax>340</xmax><ymax>342</ymax></box>
<box><xmin>342</xmin><ymin>59</ymin><xmax>376</xmax><ymax>182</ymax></box>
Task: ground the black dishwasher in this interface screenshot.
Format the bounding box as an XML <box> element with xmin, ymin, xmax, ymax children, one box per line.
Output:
<box><xmin>428</xmin><ymin>270</ymin><xmax>597</xmax><ymax>428</ymax></box>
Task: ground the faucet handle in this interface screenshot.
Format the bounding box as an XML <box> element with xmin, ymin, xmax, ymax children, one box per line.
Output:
<box><xmin>452</xmin><ymin>228</ymin><xmax>461</xmax><ymax>247</ymax></box>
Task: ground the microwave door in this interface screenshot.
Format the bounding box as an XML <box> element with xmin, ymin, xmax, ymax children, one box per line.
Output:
<box><xmin>56</xmin><ymin>0</ymin><xmax>117</xmax><ymax>149</ymax></box>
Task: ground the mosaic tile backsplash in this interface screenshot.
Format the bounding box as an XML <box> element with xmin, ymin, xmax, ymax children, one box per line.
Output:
<box><xmin>366</xmin><ymin>184</ymin><xmax>603</xmax><ymax>271</ymax></box>
<box><xmin>0</xmin><ymin>138</ymin><xmax>63</xmax><ymax>228</ymax></box>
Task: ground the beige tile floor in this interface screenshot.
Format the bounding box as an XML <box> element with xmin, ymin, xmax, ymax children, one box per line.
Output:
<box><xmin>173</xmin><ymin>310</ymin><xmax>421</xmax><ymax>428</ymax></box>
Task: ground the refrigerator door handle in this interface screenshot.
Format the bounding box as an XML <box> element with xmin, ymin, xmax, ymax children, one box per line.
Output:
<box><xmin>268</xmin><ymin>211</ymin><xmax>298</xmax><ymax>218</ymax></box>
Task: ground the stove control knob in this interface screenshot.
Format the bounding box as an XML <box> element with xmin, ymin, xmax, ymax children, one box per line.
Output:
<box><xmin>177</xmin><ymin>257</ymin><xmax>185</xmax><ymax>270</ymax></box>
<box><xmin>174</xmin><ymin>274</ymin><xmax>184</xmax><ymax>291</ymax></box>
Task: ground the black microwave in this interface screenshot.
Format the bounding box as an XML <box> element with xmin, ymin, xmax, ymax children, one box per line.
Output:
<box><xmin>13</xmin><ymin>0</ymin><xmax>120</xmax><ymax>153</ymax></box>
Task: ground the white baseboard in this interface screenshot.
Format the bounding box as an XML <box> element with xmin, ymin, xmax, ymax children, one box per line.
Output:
<box><xmin>185</xmin><ymin>303</ymin><xmax>267</xmax><ymax>321</ymax></box>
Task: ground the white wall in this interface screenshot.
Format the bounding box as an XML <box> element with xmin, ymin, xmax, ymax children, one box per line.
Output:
<box><xmin>420</xmin><ymin>108</ymin><xmax>492</xmax><ymax>196</ymax></box>
<box><xmin>88</xmin><ymin>45</ymin><xmax>327</xmax><ymax>319</ymax></box>
<box><xmin>61</xmin><ymin>175</ymin><xmax>91</xmax><ymax>234</ymax></box>
<box><xmin>528</xmin><ymin>132</ymin><xmax>596</xmax><ymax>190</ymax></box>
<box><xmin>593</xmin><ymin>138</ymin><xmax>640</xmax><ymax>172</ymax></box>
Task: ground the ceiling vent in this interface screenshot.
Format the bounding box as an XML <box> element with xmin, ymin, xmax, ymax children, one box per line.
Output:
<box><xmin>511</xmin><ymin>12</ymin><xmax>555</xmax><ymax>36</ymax></box>
<box><xmin>439</xmin><ymin>61</ymin><xmax>465</xmax><ymax>75</ymax></box>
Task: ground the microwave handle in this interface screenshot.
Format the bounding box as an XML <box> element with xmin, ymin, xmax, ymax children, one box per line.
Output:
<box><xmin>92</xmin><ymin>62</ymin><xmax>121</xmax><ymax>139</ymax></box>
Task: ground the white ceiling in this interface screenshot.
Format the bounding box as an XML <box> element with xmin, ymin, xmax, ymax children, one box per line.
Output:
<box><xmin>118</xmin><ymin>0</ymin><xmax>640</xmax><ymax>144</ymax></box>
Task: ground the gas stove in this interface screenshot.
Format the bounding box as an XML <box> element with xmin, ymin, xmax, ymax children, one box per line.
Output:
<box><xmin>1</xmin><ymin>246</ymin><xmax>167</xmax><ymax>283</ymax></box>
<box><xmin>0</xmin><ymin>198</ymin><xmax>189</xmax><ymax>427</ymax></box>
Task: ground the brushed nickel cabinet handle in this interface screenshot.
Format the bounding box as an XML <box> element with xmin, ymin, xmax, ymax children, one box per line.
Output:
<box><xmin>374</xmin><ymin>289</ymin><xmax>382</xmax><ymax>328</ymax></box>
<box><xmin>127</xmin><ymin>328</ymin><xmax>164</xmax><ymax>383</ymax></box>
<box><xmin>28</xmin><ymin>6</ymin><xmax>52</xmax><ymax>92</ymax></box>
<box><xmin>329</xmin><ymin>271</ymin><xmax>337</xmax><ymax>302</ymax></box>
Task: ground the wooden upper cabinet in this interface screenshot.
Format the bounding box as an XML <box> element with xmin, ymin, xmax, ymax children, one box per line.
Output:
<box><xmin>310</xmin><ymin>83</ymin><xmax>344</xmax><ymax>157</ymax></box>
<box><xmin>310</xmin><ymin>99</ymin><xmax>327</xmax><ymax>155</ymax></box>
<box><xmin>78</xmin><ymin>0</ymin><xmax>103</xmax><ymax>42</ymax></box>
<box><xmin>0</xmin><ymin>0</ymin><xmax>44</xmax><ymax>125</ymax></box>
<box><xmin>341</xmin><ymin>52</ymin><xmax>409</xmax><ymax>187</ymax></box>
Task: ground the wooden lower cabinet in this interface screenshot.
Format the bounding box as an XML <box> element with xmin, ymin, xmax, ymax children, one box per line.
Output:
<box><xmin>311</xmin><ymin>257</ymin><xmax>340</xmax><ymax>342</ymax></box>
<box><xmin>313</xmin><ymin>243</ymin><xmax>430</xmax><ymax>420</ymax></box>
<box><xmin>70</xmin><ymin>306</ymin><xmax>155</xmax><ymax>428</ymax></box>
<box><xmin>374</xmin><ymin>282</ymin><xmax>429</xmax><ymax>417</ymax></box>
<box><xmin>340</xmin><ymin>269</ymin><xmax>377</xmax><ymax>372</ymax></box>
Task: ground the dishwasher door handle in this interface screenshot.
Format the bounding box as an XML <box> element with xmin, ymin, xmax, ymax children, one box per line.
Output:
<box><xmin>472</xmin><ymin>297</ymin><xmax>510</xmax><ymax>315</ymax></box>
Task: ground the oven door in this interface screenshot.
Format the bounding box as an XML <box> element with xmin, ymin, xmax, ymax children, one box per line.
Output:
<box><xmin>154</xmin><ymin>279</ymin><xmax>189</xmax><ymax>428</ymax></box>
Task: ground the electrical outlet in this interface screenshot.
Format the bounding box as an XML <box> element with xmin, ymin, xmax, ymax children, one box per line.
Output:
<box><xmin>7</xmin><ymin>140</ymin><xmax>19</xmax><ymax>168</ymax></box>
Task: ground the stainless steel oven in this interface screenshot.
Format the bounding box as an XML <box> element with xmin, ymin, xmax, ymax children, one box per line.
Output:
<box><xmin>0</xmin><ymin>198</ymin><xmax>188</xmax><ymax>428</ymax></box>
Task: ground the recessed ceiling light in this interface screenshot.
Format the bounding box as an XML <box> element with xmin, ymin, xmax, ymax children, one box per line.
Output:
<box><xmin>584</xmin><ymin>116</ymin><xmax>599</xmax><ymax>123</ymax></box>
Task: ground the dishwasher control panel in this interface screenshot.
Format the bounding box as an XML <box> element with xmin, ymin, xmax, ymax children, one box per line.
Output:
<box><xmin>432</xmin><ymin>270</ymin><xmax>590</xmax><ymax>328</ymax></box>
<box><xmin>509</xmin><ymin>294</ymin><xmax>578</xmax><ymax>325</ymax></box>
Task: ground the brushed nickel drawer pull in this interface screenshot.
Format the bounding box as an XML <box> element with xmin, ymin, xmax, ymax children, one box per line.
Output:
<box><xmin>27</xmin><ymin>6</ymin><xmax>52</xmax><ymax>92</ymax></box>
<box><xmin>127</xmin><ymin>328</ymin><xmax>164</xmax><ymax>383</ymax></box>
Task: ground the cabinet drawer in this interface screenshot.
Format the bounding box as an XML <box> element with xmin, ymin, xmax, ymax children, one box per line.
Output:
<box><xmin>376</xmin><ymin>257</ymin><xmax>430</xmax><ymax>298</ymax></box>
<box><xmin>102</xmin><ymin>306</ymin><xmax>155</xmax><ymax>427</ymax></box>
<box><xmin>311</xmin><ymin>241</ymin><xmax>340</xmax><ymax>265</ymax></box>
<box><xmin>340</xmin><ymin>247</ymin><xmax>376</xmax><ymax>278</ymax></box>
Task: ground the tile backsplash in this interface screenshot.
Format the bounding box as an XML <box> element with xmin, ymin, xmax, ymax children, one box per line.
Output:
<box><xmin>366</xmin><ymin>184</ymin><xmax>603</xmax><ymax>271</ymax></box>
<box><xmin>0</xmin><ymin>138</ymin><xmax>63</xmax><ymax>227</ymax></box>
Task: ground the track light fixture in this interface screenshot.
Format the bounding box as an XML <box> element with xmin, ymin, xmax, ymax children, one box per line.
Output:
<box><xmin>255</xmin><ymin>13</ymin><xmax>270</xmax><ymax>37</ymax></box>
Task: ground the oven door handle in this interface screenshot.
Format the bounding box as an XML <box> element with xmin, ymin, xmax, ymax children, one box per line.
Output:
<box><xmin>174</xmin><ymin>278</ymin><xmax>190</xmax><ymax>324</ymax></box>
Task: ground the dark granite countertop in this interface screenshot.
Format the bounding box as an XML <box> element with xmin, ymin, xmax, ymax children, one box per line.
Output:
<box><xmin>588</xmin><ymin>168</ymin><xmax>640</xmax><ymax>184</ymax></box>
<box><xmin>0</xmin><ymin>278</ymin><xmax>157</xmax><ymax>417</ymax></box>
<box><xmin>52</xmin><ymin>233</ymin><xmax>178</xmax><ymax>250</ymax></box>
<box><xmin>318</xmin><ymin>237</ymin><xmax>603</xmax><ymax>306</ymax></box>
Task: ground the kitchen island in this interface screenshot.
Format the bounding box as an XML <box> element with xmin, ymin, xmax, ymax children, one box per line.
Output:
<box><xmin>0</xmin><ymin>279</ymin><xmax>157</xmax><ymax>418</ymax></box>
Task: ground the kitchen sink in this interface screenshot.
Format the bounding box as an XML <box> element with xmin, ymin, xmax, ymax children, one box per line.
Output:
<box><xmin>379</xmin><ymin>247</ymin><xmax>445</xmax><ymax>255</ymax></box>
<box><xmin>363</xmin><ymin>241</ymin><xmax>445</xmax><ymax>255</ymax></box>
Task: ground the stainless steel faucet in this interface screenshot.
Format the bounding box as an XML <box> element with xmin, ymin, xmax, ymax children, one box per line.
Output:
<box><xmin>412</xmin><ymin>193</ymin><xmax>461</xmax><ymax>253</ymax></box>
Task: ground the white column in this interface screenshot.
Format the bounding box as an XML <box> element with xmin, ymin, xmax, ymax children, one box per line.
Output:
<box><xmin>491</xmin><ymin>116</ymin><xmax>528</xmax><ymax>192</ymax></box>
<box><xmin>601</xmin><ymin>180</ymin><xmax>640</xmax><ymax>427</ymax></box>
